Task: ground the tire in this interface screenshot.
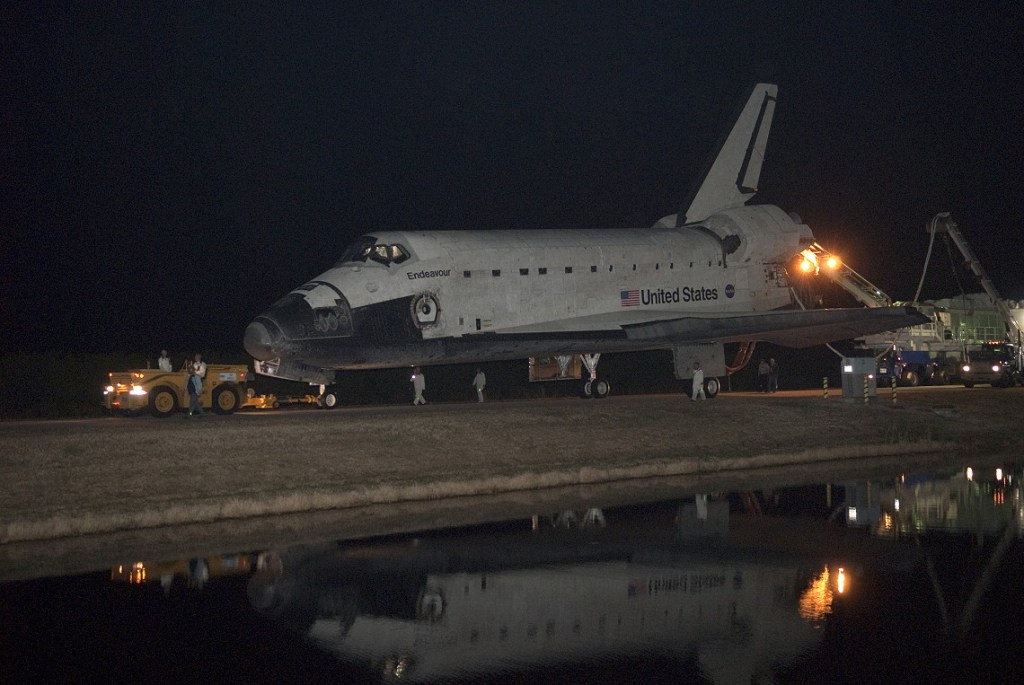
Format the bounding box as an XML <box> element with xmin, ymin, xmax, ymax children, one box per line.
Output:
<box><xmin>930</xmin><ymin>370</ymin><xmax>947</xmax><ymax>386</ymax></box>
<box><xmin>149</xmin><ymin>386</ymin><xmax>178</xmax><ymax>418</ymax></box>
<box><xmin>963</xmin><ymin>381</ymin><xmax>975</xmax><ymax>388</ymax></box>
<box><xmin>901</xmin><ymin>370</ymin><xmax>920</xmax><ymax>387</ymax></box>
<box><xmin>592</xmin><ymin>378</ymin><xmax>611</xmax><ymax>399</ymax></box>
<box><xmin>580</xmin><ymin>380</ymin><xmax>593</xmax><ymax>398</ymax></box>
<box><xmin>322</xmin><ymin>389</ymin><xmax>340</xmax><ymax>409</ymax></box>
<box><xmin>704</xmin><ymin>377</ymin><xmax>720</xmax><ymax>399</ymax></box>
<box><xmin>213</xmin><ymin>385</ymin><xmax>240</xmax><ymax>415</ymax></box>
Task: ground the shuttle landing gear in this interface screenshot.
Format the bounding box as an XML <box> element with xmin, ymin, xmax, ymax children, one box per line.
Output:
<box><xmin>580</xmin><ymin>354</ymin><xmax>611</xmax><ymax>399</ymax></box>
<box><xmin>318</xmin><ymin>384</ymin><xmax>340</xmax><ymax>409</ymax></box>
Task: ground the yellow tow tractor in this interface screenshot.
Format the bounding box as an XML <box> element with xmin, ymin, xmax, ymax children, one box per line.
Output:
<box><xmin>103</xmin><ymin>364</ymin><xmax>256</xmax><ymax>417</ymax></box>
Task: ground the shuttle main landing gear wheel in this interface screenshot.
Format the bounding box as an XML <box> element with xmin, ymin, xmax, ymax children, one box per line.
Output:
<box><xmin>579</xmin><ymin>353</ymin><xmax>610</xmax><ymax>399</ymax></box>
<box><xmin>704</xmin><ymin>377</ymin><xmax>720</xmax><ymax>399</ymax></box>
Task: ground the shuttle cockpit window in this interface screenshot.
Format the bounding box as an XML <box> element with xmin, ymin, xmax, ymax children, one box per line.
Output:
<box><xmin>370</xmin><ymin>243</ymin><xmax>410</xmax><ymax>265</ymax></box>
<box><xmin>335</xmin><ymin>237</ymin><xmax>411</xmax><ymax>267</ymax></box>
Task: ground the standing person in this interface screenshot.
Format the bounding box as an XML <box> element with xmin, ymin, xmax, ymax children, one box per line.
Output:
<box><xmin>757</xmin><ymin>358</ymin><xmax>770</xmax><ymax>393</ymax></box>
<box><xmin>768</xmin><ymin>358</ymin><xmax>779</xmax><ymax>393</ymax></box>
<box><xmin>472</xmin><ymin>368</ymin><xmax>486</xmax><ymax>402</ymax></box>
<box><xmin>691</xmin><ymin>361</ymin><xmax>706</xmax><ymax>401</ymax></box>
<box><xmin>411</xmin><ymin>367</ymin><xmax>426</xmax><ymax>405</ymax></box>
<box><xmin>186</xmin><ymin>354</ymin><xmax>205</xmax><ymax>416</ymax></box>
<box><xmin>157</xmin><ymin>349</ymin><xmax>172</xmax><ymax>372</ymax></box>
<box><xmin>192</xmin><ymin>352</ymin><xmax>207</xmax><ymax>379</ymax></box>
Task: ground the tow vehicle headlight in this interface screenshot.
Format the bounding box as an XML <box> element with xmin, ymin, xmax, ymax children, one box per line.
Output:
<box><xmin>962</xmin><ymin>364</ymin><xmax>971</xmax><ymax>373</ymax></box>
<box><xmin>991</xmin><ymin>364</ymin><xmax>1001</xmax><ymax>373</ymax></box>
<box><xmin>104</xmin><ymin>385</ymin><xmax>114</xmax><ymax>394</ymax></box>
<box><xmin>129</xmin><ymin>385</ymin><xmax>147</xmax><ymax>396</ymax></box>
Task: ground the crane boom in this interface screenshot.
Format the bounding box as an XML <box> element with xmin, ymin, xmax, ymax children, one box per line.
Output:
<box><xmin>928</xmin><ymin>212</ymin><xmax>1022</xmax><ymax>339</ymax></box>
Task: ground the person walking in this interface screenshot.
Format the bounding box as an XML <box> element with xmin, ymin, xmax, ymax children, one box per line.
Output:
<box><xmin>157</xmin><ymin>349</ymin><xmax>172</xmax><ymax>372</ymax></box>
<box><xmin>472</xmin><ymin>368</ymin><xmax>486</xmax><ymax>402</ymax></box>
<box><xmin>691</xmin><ymin>361</ymin><xmax>706</xmax><ymax>401</ymax></box>
<box><xmin>411</xmin><ymin>367</ymin><xmax>427</xmax><ymax>405</ymax></box>
<box><xmin>768</xmin><ymin>358</ymin><xmax>779</xmax><ymax>393</ymax></box>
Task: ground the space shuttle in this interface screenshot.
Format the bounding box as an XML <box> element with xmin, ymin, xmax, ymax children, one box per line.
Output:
<box><xmin>244</xmin><ymin>83</ymin><xmax>926</xmax><ymax>403</ymax></box>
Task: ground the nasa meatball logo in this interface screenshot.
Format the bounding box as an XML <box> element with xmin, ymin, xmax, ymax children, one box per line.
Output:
<box><xmin>725</xmin><ymin>284</ymin><xmax>735</xmax><ymax>299</ymax></box>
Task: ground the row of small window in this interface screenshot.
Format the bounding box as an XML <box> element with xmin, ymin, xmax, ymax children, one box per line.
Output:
<box><xmin>462</xmin><ymin>261</ymin><xmax>721</xmax><ymax>277</ymax></box>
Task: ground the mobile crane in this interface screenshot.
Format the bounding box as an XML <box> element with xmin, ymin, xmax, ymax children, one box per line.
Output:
<box><xmin>929</xmin><ymin>213</ymin><xmax>1024</xmax><ymax>387</ymax></box>
<box><xmin>797</xmin><ymin>213</ymin><xmax>1024</xmax><ymax>387</ymax></box>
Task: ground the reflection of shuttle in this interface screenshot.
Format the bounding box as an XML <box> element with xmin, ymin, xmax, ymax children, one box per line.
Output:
<box><xmin>248</xmin><ymin>538</ymin><xmax>832</xmax><ymax>683</ymax></box>
<box><xmin>244</xmin><ymin>83</ymin><xmax>926</xmax><ymax>403</ymax></box>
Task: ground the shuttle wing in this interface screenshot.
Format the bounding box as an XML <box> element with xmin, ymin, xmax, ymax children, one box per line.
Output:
<box><xmin>623</xmin><ymin>306</ymin><xmax>929</xmax><ymax>348</ymax></box>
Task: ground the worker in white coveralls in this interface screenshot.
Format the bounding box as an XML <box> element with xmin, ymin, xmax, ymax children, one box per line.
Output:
<box><xmin>472</xmin><ymin>368</ymin><xmax>486</xmax><ymax>402</ymax></box>
<box><xmin>690</xmin><ymin>361</ymin><xmax>706</xmax><ymax>401</ymax></box>
<box><xmin>158</xmin><ymin>349</ymin><xmax>172</xmax><ymax>372</ymax></box>
<box><xmin>411</xmin><ymin>367</ymin><xmax>426</xmax><ymax>405</ymax></box>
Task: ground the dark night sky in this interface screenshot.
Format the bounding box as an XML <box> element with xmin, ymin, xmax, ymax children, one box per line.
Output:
<box><xmin>4</xmin><ymin>2</ymin><xmax>1023</xmax><ymax>357</ymax></box>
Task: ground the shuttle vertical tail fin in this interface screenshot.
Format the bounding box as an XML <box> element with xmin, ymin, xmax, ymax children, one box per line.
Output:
<box><xmin>670</xmin><ymin>83</ymin><xmax>778</xmax><ymax>226</ymax></box>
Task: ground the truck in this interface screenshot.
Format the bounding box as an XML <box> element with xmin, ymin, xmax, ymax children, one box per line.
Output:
<box><xmin>875</xmin><ymin>347</ymin><xmax>960</xmax><ymax>387</ymax></box>
<box><xmin>960</xmin><ymin>341</ymin><xmax>1024</xmax><ymax>388</ymax></box>
<box><xmin>103</xmin><ymin>364</ymin><xmax>254</xmax><ymax>417</ymax></box>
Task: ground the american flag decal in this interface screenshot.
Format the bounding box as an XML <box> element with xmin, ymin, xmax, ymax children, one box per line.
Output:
<box><xmin>620</xmin><ymin>290</ymin><xmax>640</xmax><ymax>307</ymax></box>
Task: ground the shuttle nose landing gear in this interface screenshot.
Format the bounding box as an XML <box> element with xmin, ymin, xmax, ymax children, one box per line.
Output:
<box><xmin>318</xmin><ymin>384</ymin><xmax>340</xmax><ymax>409</ymax></box>
<box><xmin>580</xmin><ymin>353</ymin><xmax>611</xmax><ymax>399</ymax></box>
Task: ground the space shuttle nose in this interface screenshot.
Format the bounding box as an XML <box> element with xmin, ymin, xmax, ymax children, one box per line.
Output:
<box><xmin>244</xmin><ymin>321</ymin><xmax>277</xmax><ymax>361</ymax></box>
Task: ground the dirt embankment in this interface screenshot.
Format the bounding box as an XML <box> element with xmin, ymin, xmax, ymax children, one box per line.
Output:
<box><xmin>0</xmin><ymin>387</ymin><xmax>1020</xmax><ymax>544</ymax></box>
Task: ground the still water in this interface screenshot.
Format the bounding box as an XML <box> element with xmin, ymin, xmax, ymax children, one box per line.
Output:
<box><xmin>2</xmin><ymin>461</ymin><xmax>1023</xmax><ymax>684</ymax></box>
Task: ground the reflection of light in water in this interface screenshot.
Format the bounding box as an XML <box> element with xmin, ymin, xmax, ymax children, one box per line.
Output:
<box><xmin>382</xmin><ymin>655</ymin><xmax>413</xmax><ymax>680</ymax></box>
<box><xmin>117</xmin><ymin>562</ymin><xmax>147</xmax><ymax>584</ymax></box>
<box><xmin>799</xmin><ymin>566</ymin><xmax>840</xmax><ymax>621</ymax></box>
<box><xmin>878</xmin><ymin>512</ymin><xmax>894</xmax><ymax>535</ymax></box>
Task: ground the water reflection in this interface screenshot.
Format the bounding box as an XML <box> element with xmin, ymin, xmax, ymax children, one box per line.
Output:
<box><xmin>110</xmin><ymin>554</ymin><xmax>253</xmax><ymax>591</ymax></box>
<box><xmin>845</xmin><ymin>464</ymin><xmax>1022</xmax><ymax>537</ymax></box>
<box><xmin>235</xmin><ymin>461</ymin><xmax>1024</xmax><ymax>683</ymax></box>
<box><xmin>4</xmin><ymin>457</ymin><xmax>1023</xmax><ymax>683</ymax></box>
<box><xmin>243</xmin><ymin>503</ymin><xmax>837</xmax><ymax>684</ymax></box>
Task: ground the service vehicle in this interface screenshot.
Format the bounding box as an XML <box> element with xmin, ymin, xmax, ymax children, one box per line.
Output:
<box><xmin>103</xmin><ymin>364</ymin><xmax>253</xmax><ymax>417</ymax></box>
<box><xmin>875</xmin><ymin>348</ymin><xmax>960</xmax><ymax>387</ymax></box>
<box><xmin>960</xmin><ymin>342</ymin><xmax>1024</xmax><ymax>388</ymax></box>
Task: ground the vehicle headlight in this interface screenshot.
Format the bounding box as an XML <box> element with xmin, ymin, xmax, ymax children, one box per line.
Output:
<box><xmin>991</xmin><ymin>364</ymin><xmax>1001</xmax><ymax>373</ymax></box>
<box><xmin>129</xmin><ymin>385</ymin><xmax>147</xmax><ymax>396</ymax></box>
<box><xmin>962</xmin><ymin>364</ymin><xmax>971</xmax><ymax>373</ymax></box>
<box><xmin>104</xmin><ymin>385</ymin><xmax>114</xmax><ymax>394</ymax></box>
